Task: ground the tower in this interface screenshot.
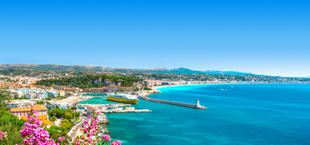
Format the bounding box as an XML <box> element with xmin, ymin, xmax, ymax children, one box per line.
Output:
<box><xmin>196</xmin><ymin>99</ymin><xmax>200</xmax><ymax>108</ymax></box>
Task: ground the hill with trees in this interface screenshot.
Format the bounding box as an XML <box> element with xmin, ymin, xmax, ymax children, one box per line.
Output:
<box><xmin>35</xmin><ymin>74</ymin><xmax>142</xmax><ymax>88</ymax></box>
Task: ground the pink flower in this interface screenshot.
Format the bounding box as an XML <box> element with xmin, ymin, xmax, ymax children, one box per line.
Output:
<box><xmin>74</xmin><ymin>113</ymin><xmax>122</xmax><ymax>145</ymax></box>
<box><xmin>110</xmin><ymin>140</ymin><xmax>122</xmax><ymax>145</ymax></box>
<box><xmin>102</xmin><ymin>135</ymin><xmax>111</xmax><ymax>141</ymax></box>
<box><xmin>57</xmin><ymin>136</ymin><xmax>65</xmax><ymax>141</ymax></box>
<box><xmin>0</xmin><ymin>130</ymin><xmax>7</xmax><ymax>140</ymax></box>
<box><xmin>20</xmin><ymin>112</ymin><xmax>57</xmax><ymax>145</ymax></box>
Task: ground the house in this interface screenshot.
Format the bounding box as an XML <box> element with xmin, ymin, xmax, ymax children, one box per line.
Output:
<box><xmin>58</xmin><ymin>90</ymin><xmax>65</xmax><ymax>97</ymax></box>
<box><xmin>7</xmin><ymin>100</ymin><xmax>35</xmax><ymax>108</ymax></box>
<box><xmin>36</xmin><ymin>92</ymin><xmax>47</xmax><ymax>99</ymax></box>
<box><xmin>66</xmin><ymin>87</ymin><xmax>81</xmax><ymax>93</ymax></box>
<box><xmin>90</xmin><ymin>87</ymin><xmax>108</xmax><ymax>94</ymax></box>
<box><xmin>51</xmin><ymin>102</ymin><xmax>71</xmax><ymax>109</ymax></box>
<box><xmin>83</xmin><ymin>88</ymin><xmax>91</xmax><ymax>93</ymax></box>
<box><xmin>107</xmin><ymin>85</ymin><xmax>119</xmax><ymax>92</ymax></box>
<box><xmin>26</xmin><ymin>92</ymin><xmax>36</xmax><ymax>99</ymax></box>
<box><xmin>52</xmin><ymin>85</ymin><xmax>66</xmax><ymax>90</ymax></box>
<box><xmin>10</xmin><ymin>104</ymin><xmax>48</xmax><ymax>119</ymax></box>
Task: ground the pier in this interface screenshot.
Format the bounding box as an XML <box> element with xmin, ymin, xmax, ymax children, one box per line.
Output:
<box><xmin>138</xmin><ymin>96</ymin><xmax>207</xmax><ymax>109</ymax></box>
<box><xmin>101</xmin><ymin>109</ymin><xmax>152</xmax><ymax>113</ymax></box>
<box><xmin>76</xmin><ymin>104</ymin><xmax>131</xmax><ymax>108</ymax></box>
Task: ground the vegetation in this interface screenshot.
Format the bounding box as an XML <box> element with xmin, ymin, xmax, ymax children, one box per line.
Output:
<box><xmin>36</xmin><ymin>74</ymin><xmax>142</xmax><ymax>88</ymax></box>
<box><xmin>36</xmin><ymin>100</ymin><xmax>44</xmax><ymax>104</ymax></box>
<box><xmin>50</xmin><ymin>116</ymin><xmax>57</xmax><ymax>121</ymax></box>
<box><xmin>60</xmin><ymin>119</ymin><xmax>71</xmax><ymax>130</ymax></box>
<box><xmin>47</xmin><ymin>108</ymin><xmax>79</xmax><ymax>141</ymax></box>
<box><xmin>0</xmin><ymin>92</ymin><xmax>25</xmax><ymax>144</ymax></box>
<box><xmin>48</xmin><ymin>108</ymin><xmax>79</xmax><ymax>121</ymax></box>
<box><xmin>143</xmin><ymin>87</ymin><xmax>152</xmax><ymax>90</ymax></box>
<box><xmin>71</xmin><ymin>106</ymin><xmax>77</xmax><ymax>110</ymax></box>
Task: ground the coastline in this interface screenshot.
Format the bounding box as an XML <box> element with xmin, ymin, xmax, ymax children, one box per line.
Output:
<box><xmin>150</xmin><ymin>82</ymin><xmax>303</xmax><ymax>91</ymax></box>
<box><xmin>151</xmin><ymin>83</ymin><xmax>243</xmax><ymax>91</ymax></box>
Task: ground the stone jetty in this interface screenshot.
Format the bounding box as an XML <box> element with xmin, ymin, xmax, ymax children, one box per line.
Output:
<box><xmin>138</xmin><ymin>96</ymin><xmax>207</xmax><ymax>109</ymax></box>
<box><xmin>101</xmin><ymin>109</ymin><xmax>152</xmax><ymax>113</ymax></box>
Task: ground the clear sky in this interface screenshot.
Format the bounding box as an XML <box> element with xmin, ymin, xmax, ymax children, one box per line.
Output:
<box><xmin>0</xmin><ymin>0</ymin><xmax>309</xmax><ymax>77</ymax></box>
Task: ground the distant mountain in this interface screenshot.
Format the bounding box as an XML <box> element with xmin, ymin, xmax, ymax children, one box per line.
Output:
<box><xmin>0</xmin><ymin>64</ymin><xmax>258</xmax><ymax>76</ymax></box>
<box><xmin>0</xmin><ymin>64</ymin><xmax>106</xmax><ymax>71</ymax></box>
<box><xmin>204</xmin><ymin>70</ymin><xmax>256</xmax><ymax>76</ymax></box>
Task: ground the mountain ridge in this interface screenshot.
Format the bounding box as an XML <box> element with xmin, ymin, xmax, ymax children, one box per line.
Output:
<box><xmin>0</xmin><ymin>64</ymin><xmax>262</xmax><ymax>76</ymax></box>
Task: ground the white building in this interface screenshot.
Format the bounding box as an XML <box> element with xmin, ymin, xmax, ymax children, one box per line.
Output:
<box><xmin>26</xmin><ymin>93</ymin><xmax>36</xmax><ymax>99</ymax></box>
<box><xmin>7</xmin><ymin>100</ymin><xmax>36</xmax><ymax>108</ymax></box>
<box><xmin>36</xmin><ymin>93</ymin><xmax>47</xmax><ymax>99</ymax></box>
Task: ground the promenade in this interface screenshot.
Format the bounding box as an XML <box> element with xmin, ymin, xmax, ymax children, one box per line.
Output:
<box><xmin>68</xmin><ymin>116</ymin><xmax>85</xmax><ymax>143</ymax></box>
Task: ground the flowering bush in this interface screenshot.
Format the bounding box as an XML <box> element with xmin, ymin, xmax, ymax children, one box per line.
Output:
<box><xmin>20</xmin><ymin>110</ymin><xmax>56</xmax><ymax>145</ymax></box>
<box><xmin>0</xmin><ymin>130</ymin><xmax>7</xmax><ymax>140</ymax></box>
<box><xmin>0</xmin><ymin>110</ymin><xmax>122</xmax><ymax>145</ymax></box>
<box><xmin>73</xmin><ymin>111</ymin><xmax>122</xmax><ymax>145</ymax></box>
<box><xmin>0</xmin><ymin>130</ymin><xmax>8</xmax><ymax>145</ymax></box>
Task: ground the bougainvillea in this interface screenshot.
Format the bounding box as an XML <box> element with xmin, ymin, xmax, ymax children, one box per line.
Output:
<box><xmin>74</xmin><ymin>111</ymin><xmax>122</xmax><ymax>145</ymax></box>
<box><xmin>20</xmin><ymin>110</ymin><xmax>56</xmax><ymax>145</ymax></box>
<box><xmin>1</xmin><ymin>110</ymin><xmax>122</xmax><ymax>145</ymax></box>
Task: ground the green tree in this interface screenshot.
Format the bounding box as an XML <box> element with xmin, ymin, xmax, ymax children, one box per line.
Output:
<box><xmin>71</xmin><ymin>106</ymin><xmax>77</xmax><ymax>110</ymax></box>
<box><xmin>50</xmin><ymin>116</ymin><xmax>57</xmax><ymax>122</ymax></box>
<box><xmin>60</xmin><ymin>119</ymin><xmax>71</xmax><ymax>130</ymax></box>
<box><xmin>64</xmin><ymin>112</ymin><xmax>72</xmax><ymax>120</ymax></box>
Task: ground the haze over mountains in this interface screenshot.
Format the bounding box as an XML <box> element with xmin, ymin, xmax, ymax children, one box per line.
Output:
<box><xmin>0</xmin><ymin>64</ymin><xmax>265</xmax><ymax>76</ymax></box>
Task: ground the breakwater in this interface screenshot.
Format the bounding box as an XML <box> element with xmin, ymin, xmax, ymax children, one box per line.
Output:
<box><xmin>101</xmin><ymin>109</ymin><xmax>152</xmax><ymax>113</ymax></box>
<box><xmin>138</xmin><ymin>96</ymin><xmax>207</xmax><ymax>109</ymax></box>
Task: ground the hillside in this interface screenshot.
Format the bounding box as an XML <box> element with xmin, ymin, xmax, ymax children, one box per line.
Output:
<box><xmin>0</xmin><ymin>64</ymin><xmax>257</xmax><ymax>76</ymax></box>
<box><xmin>35</xmin><ymin>74</ymin><xmax>142</xmax><ymax>88</ymax></box>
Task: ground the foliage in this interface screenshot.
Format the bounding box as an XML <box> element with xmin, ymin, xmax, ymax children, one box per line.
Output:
<box><xmin>74</xmin><ymin>111</ymin><xmax>122</xmax><ymax>145</ymax></box>
<box><xmin>48</xmin><ymin>108</ymin><xmax>79</xmax><ymax>121</ymax></box>
<box><xmin>50</xmin><ymin>116</ymin><xmax>57</xmax><ymax>121</ymax></box>
<box><xmin>50</xmin><ymin>125</ymin><xmax>62</xmax><ymax>131</ymax></box>
<box><xmin>20</xmin><ymin>111</ymin><xmax>56</xmax><ymax>144</ymax></box>
<box><xmin>0</xmin><ymin>92</ymin><xmax>25</xmax><ymax>144</ymax></box>
<box><xmin>0</xmin><ymin>109</ymin><xmax>123</xmax><ymax>145</ymax></box>
<box><xmin>0</xmin><ymin>124</ymin><xmax>22</xmax><ymax>144</ymax></box>
<box><xmin>143</xmin><ymin>87</ymin><xmax>152</xmax><ymax>90</ymax></box>
<box><xmin>36</xmin><ymin>100</ymin><xmax>44</xmax><ymax>104</ymax></box>
<box><xmin>71</xmin><ymin>106</ymin><xmax>77</xmax><ymax>110</ymax></box>
<box><xmin>60</xmin><ymin>119</ymin><xmax>71</xmax><ymax>130</ymax></box>
<box><xmin>64</xmin><ymin>112</ymin><xmax>73</xmax><ymax>120</ymax></box>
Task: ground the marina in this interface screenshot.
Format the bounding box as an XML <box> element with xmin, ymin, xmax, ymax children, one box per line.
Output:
<box><xmin>101</xmin><ymin>109</ymin><xmax>152</xmax><ymax>113</ymax></box>
<box><xmin>77</xmin><ymin>102</ymin><xmax>152</xmax><ymax>114</ymax></box>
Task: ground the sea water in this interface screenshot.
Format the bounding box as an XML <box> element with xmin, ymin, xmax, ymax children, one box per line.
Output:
<box><xmin>79</xmin><ymin>84</ymin><xmax>310</xmax><ymax>145</ymax></box>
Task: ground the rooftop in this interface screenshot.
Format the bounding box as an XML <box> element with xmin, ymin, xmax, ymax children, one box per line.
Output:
<box><xmin>10</xmin><ymin>104</ymin><xmax>47</xmax><ymax>112</ymax></box>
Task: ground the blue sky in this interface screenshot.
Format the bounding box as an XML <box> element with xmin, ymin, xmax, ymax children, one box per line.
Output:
<box><xmin>0</xmin><ymin>0</ymin><xmax>309</xmax><ymax>77</ymax></box>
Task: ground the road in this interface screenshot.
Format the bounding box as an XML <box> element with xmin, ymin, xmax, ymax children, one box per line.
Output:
<box><xmin>68</xmin><ymin>116</ymin><xmax>87</xmax><ymax>143</ymax></box>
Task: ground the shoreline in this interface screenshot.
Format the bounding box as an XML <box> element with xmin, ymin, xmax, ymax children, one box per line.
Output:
<box><xmin>151</xmin><ymin>83</ymin><xmax>243</xmax><ymax>91</ymax></box>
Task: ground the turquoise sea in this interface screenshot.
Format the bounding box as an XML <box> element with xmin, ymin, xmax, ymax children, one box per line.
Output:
<box><xmin>79</xmin><ymin>84</ymin><xmax>310</xmax><ymax>145</ymax></box>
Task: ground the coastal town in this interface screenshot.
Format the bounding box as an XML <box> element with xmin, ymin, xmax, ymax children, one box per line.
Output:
<box><xmin>0</xmin><ymin>68</ymin><xmax>310</xmax><ymax>144</ymax></box>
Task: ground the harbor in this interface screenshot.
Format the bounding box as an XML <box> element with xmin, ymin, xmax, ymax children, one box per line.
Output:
<box><xmin>101</xmin><ymin>108</ymin><xmax>152</xmax><ymax>113</ymax></box>
<box><xmin>77</xmin><ymin>103</ymin><xmax>152</xmax><ymax>114</ymax></box>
